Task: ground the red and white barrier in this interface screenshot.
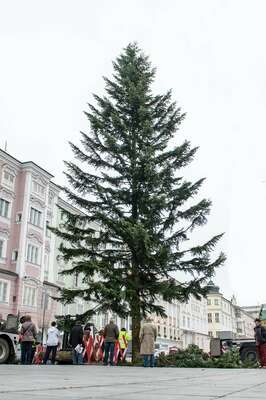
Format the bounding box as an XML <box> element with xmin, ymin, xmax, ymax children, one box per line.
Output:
<box><xmin>94</xmin><ymin>334</ymin><xmax>105</xmax><ymax>362</ymax></box>
<box><xmin>83</xmin><ymin>334</ymin><xmax>94</xmax><ymax>363</ymax></box>
<box><xmin>82</xmin><ymin>334</ymin><xmax>128</xmax><ymax>365</ymax></box>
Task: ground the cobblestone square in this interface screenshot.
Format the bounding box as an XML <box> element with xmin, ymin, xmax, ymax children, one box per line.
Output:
<box><xmin>1</xmin><ymin>365</ymin><xmax>266</xmax><ymax>400</ymax></box>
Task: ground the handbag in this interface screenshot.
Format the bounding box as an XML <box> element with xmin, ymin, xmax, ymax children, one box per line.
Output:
<box><xmin>19</xmin><ymin>324</ymin><xmax>32</xmax><ymax>343</ymax></box>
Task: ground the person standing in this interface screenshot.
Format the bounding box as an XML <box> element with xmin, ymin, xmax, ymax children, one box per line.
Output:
<box><xmin>118</xmin><ymin>327</ymin><xmax>131</xmax><ymax>363</ymax></box>
<box><xmin>139</xmin><ymin>317</ymin><xmax>157</xmax><ymax>367</ymax></box>
<box><xmin>20</xmin><ymin>315</ymin><xmax>37</xmax><ymax>365</ymax></box>
<box><xmin>254</xmin><ymin>318</ymin><xmax>266</xmax><ymax>368</ymax></box>
<box><xmin>69</xmin><ymin>320</ymin><xmax>84</xmax><ymax>365</ymax></box>
<box><xmin>103</xmin><ymin>319</ymin><xmax>119</xmax><ymax>366</ymax></box>
<box><xmin>43</xmin><ymin>321</ymin><xmax>60</xmax><ymax>365</ymax></box>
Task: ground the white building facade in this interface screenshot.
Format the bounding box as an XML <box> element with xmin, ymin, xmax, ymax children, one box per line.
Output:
<box><xmin>179</xmin><ymin>296</ymin><xmax>209</xmax><ymax>352</ymax></box>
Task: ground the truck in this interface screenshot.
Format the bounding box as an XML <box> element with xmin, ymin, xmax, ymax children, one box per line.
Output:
<box><xmin>0</xmin><ymin>314</ymin><xmax>20</xmax><ymax>364</ymax></box>
<box><xmin>210</xmin><ymin>304</ymin><xmax>266</xmax><ymax>363</ymax></box>
<box><xmin>210</xmin><ymin>337</ymin><xmax>257</xmax><ymax>362</ymax></box>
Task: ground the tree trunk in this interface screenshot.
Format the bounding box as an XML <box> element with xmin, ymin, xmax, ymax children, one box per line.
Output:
<box><xmin>131</xmin><ymin>298</ymin><xmax>141</xmax><ymax>363</ymax></box>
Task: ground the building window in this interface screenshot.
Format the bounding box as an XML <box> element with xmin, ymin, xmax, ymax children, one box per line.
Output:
<box><xmin>48</xmin><ymin>193</ymin><xmax>53</xmax><ymax>206</ymax></box>
<box><xmin>57</xmin><ymin>266</ymin><xmax>64</xmax><ymax>282</ymax></box>
<box><xmin>183</xmin><ymin>316</ymin><xmax>186</xmax><ymax>327</ymax></box>
<box><xmin>0</xmin><ymin>239</ymin><xmax>4</xmax><ymax>259</ymax></box>
<box><xmin>44</xmin><ymin>253</ymin><xmax>49</xmax><ymax>279</ymax></box>
<box><xmin>46</xmin><ymin>221</ymin><xmax>51</xmax><ymax>238</ymax></box>
<box><xmin>207</xmin><ymin>299</ymin><xmax>211</xmax><ymax>306</ymax></box>
<box><xmin>0</xmin><ymin>238</ymin><xmax>7</xmax><ymax>260</ymax></box>
<box><xmin>61</xmin><ymin>303</ymin><xmax>68</xmax><ymax>315</ymax></box>
<box><xmin>26</xmin><ymin>244</ymin><xmax>39</xmax><ymax>264</ymax></box>
<box><xmin>214</xmin><ymin>299</ymin><xmax>219</xmax><ymax>306</ymax></box>
<box><xmin>15</xmin><ymin>212</ymin><xmax>22</xmax><ymax>223</ymax></box>
<box><xmin>29</xmin><ymin>207</ymin><xmax>42</xmax><ymax>227</ymax></box>
<box><xmin>0</xmin><ymin>279</ymin><xmax>9</xmax><ymax>303</ymax></box>
<box><xmin>32</xmin><ymin>181</ymin><xmax>45</xmax><ymax>197</ymax></box>
<box><xmin>73</xmin><ymin>272</ymin><xmax>79</xmax><ymax>287</ymax></box>
<box><xmin>22</xmin><ymin>286</ymin><xmax>36</xmax><ymax>307</ymax></box>
<box><xmin>76</xmin><ymin>301</ymin><xmax>84</xmax><ymax>315</ymax></box>
<box><xmin>0</xmin><ymin>198</ymin><xmax>10</xmax><ymax>218</ymax></box>
<box><xmin>11</xmin><ymin>250</ymin><xmax>18</xmax><ymax>261</ymax></box>
<box><xmin>2</xmin><ymin>170</ymin><xmax>15</xmax><ymax>189</ymax></box>
<box><xmin>208</xmin><ymin>313</ymin><xmax>212</xmax><ymax>323</ymax></box>
<box><xmin>215</xmin><ymin>313</ymin><xmax>220</xmax><ymax>323</ymax></box>
<box><xmin>208</xmin><ymin>331</ymin><xmax>213</xmax><ymax>337</ymax></box>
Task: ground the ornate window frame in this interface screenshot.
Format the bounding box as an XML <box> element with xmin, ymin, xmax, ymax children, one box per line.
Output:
<box><xmin>1</xmin><ymin>165</ymin><xmax>17</xmax><ymax>191</ymax></box>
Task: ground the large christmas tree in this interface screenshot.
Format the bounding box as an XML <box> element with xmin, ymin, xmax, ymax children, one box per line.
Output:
<box><xmin>54</xmin><ymin>43</ymin><xmax>225</xmax><ymax>360</ymax></box>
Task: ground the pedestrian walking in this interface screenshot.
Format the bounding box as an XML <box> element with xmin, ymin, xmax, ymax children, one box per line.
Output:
<box><xmin>254</xmin><ymin>318</ymin><xmax>266</xmax><ymax>368</ymax></box>
<box><xmin>139</xmin><ymin>317</ymin><xmax>157</xmax><ymax>367</ymax></box>
<box><xmin>103</xmin><ymin>319</ymin><xmax>119</xmax><ymax>366</ymax></box>
<box><xmin>69</xmin><ymin>320</ymin><xmax>84</xmax><ymax>365</ymax></box>
<box><xmin>43</xmin><ymin>321</ymin><xmax>60</xmax><ymax>365</ymax></box>
<box><xmin>20</xmin><ymin>315</ymin><xmax>37</xmax><ymax>365</ymax></box>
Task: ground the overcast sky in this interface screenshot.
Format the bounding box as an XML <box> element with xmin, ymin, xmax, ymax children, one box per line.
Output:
<box><xmin>1</xmin><ymin>0</ymin><xmax>266</xmax><ymax>306</ymax></box>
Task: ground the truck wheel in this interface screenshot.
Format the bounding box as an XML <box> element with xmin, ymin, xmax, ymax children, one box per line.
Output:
<box><xmin>0</xmin><ymin>337</ymin><xmax>10</xmax><ymax>364</ymax></box>
<box><xmin>240</xmin><ymin>347</ymin><xmax>257</xmax><ymax>363</ymax></box>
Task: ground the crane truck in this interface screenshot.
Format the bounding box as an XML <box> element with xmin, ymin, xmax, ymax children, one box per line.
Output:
<box><xmin>0</xmin><ymin>314</ymin><xmax>20</xmax><ymax>364</ymax></box>
<box><xmin>210</xmin><ymin>304</ymin><xmax>266</xmax><ymax>363</ymax></box>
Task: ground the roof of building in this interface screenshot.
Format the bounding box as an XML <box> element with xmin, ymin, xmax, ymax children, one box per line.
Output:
<box><xmin>0</xmin><ymin>148</ymin><xmax>55</xmax><ymax>179</ymax></box>
<box><xmin>206</xmin><ymin>280</ymin><xmax>220</xmax><ymax>294</ymax></box>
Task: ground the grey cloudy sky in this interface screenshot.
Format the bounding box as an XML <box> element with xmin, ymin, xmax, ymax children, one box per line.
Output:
<box><xmin>1</xmin><ymin>0</ymin><xmax>265</xmax><ymax>306</ymax></box>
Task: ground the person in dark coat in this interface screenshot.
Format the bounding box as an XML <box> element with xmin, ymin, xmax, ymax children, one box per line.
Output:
<box><xmin>103</xmin><ymin>320</ymin><xmax>119</xmax><ymax>366</ymax></box>
<box><xmin>254</xmin><ymin>318</ymin><xmax>266</xmax><ymax>368</ymax></box>
<box><xmin>69</xmin><ymin>321</ymin><xmax>84</xmax><ymax>365</ymax></box>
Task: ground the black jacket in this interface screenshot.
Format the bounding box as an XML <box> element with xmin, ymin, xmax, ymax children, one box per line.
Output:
<box><xmin>255</xmin><ymin>325</ymin><xmax>266</xmax><ymax>344</ymax></box>
<box><xmin>69</xmin><ymin>324</ymin><xmax>84</xmax><ymax>348</ymax></box>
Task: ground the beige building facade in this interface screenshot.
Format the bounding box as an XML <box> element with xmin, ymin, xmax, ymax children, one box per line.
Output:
<box><xmin>207</xmin><ymin>281</ymin><xmax>254</xmax><ymax>340</ymax></box>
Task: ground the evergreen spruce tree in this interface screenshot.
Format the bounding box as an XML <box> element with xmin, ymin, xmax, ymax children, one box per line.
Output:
<box><xmin>54</xmin><ymin>43</ymin><xmax>225</xmax><ymax>361</ymax></box>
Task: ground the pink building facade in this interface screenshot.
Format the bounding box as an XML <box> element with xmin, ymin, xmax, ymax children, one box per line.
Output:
<box><xmin>0</xmin><ymin>149</ymin><xmax>61</xmax><ymax>333</ymax></box>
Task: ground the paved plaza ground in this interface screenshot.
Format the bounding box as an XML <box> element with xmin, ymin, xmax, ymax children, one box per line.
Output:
<box><xmin>1</xmin><ymin>365</ymin><xmax>266</xmax><ymax>400</ymax></box>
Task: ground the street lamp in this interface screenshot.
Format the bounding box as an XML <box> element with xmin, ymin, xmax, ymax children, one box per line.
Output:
<box><xmin>23</xmin><ymin>276</ymin><xmax>50</xmax><ymax>343</ymax></box>
<box><xmin>41</xmin><ymin>289</ymin><xmax>49</xmax><ymax>344</ymax></box>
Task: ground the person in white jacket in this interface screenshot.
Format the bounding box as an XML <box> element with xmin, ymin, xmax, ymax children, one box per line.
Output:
<box><xmin>43</xmin><ymin>321</ymin><xmax>60</xmax><ymax>364</ymax></box>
